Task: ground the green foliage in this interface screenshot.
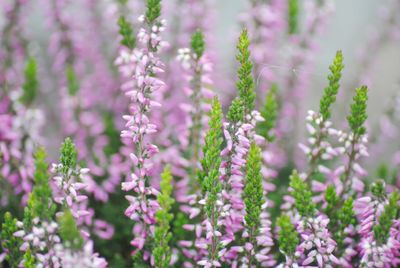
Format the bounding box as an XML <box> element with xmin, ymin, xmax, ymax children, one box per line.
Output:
<box><xmin>277</xmin><ymin>214</ymin><xmax>299</xmax><ymax>257</ymax></box>
<box><xmin>347</xmin><ymin>86</ymin><xmax>368</xmax><ymax>135</ymax></box>
<box><xmin>57</xmin><ymin>209</ymin><xmax>84</xmax><ymax>250</ymax></box>
<box><xmin>243</xmin><ymin>142</ymin><xmax>264</xmax><ymax>231</ymax></box>
<box><xmin>118</xmin><ymin>16</ymin><xmax>136</xmax><ymax>49</ymax></box>
<box><xmin>23</xmin><ymin>206</ymin><xmax>34</xmax><ymax>231</ymax></box>
<box><xmin>20</xmin><ymin>57</ymin><xmax>39</xmax><ymax>106</ymax></box>
<box><xmin>236</xmin><ymin>29</ymin><xmax>255</xmax><ymax>116</ymax></box>
<box><xmin>154</xmin><ymin>165</ymin><xmax>174</xmax><ymax>268</ymax></box>
<box><xmin>338</xmin><ymin>197</ymin><xmax>356</xmax><ymax>228</ymax></box>
<box><xmin>377</xmin><ymin>164</ymin><xmax>389</xmax><ymax>181</ymax></box>
<box><xmin>198</xmin><ymin>97</ymin><xmax>223</xmax><ymax>263</ymax></box>
<box><xmin>374</xmin><ymin>191</ymin><xmax>400</xmax><ymax>245</ymax></box>
<box><xmin>227</xmin><ymin>97</ymin><xmax>244</xmax><ymax>123</ymax></box>
<box><xmin>103</xmin><ymin>113</ymin><xmax>123</xmax><ymax>156</ymax></box>
<box><xmin>1</xmin><ymin>212</ymin><xmax>23</xmax><ymax>266</ymax></box>
<box><xmin>191</xmin><ymin>30</ymin><xmax>205</xmax><ymax>59</ymax></box>
<box><xmin>117</xmin><ymin>0</ymin><xmax>128</xmax><ymax>5</ymax></box>
<box><xmin>289</xmin><ymin>170</ymin><xmax>315</xmax><ymax>217</ymax></box>
<box><xmin>199</xmin><ymin>97</ymin><xmax>223</xmax><ymax>195</ymax></box>
<box><xmin>66</xmin><ymin>65</ymin><xmax>79</xmax><ymax>96</ymax></box>
<box><xmin>132</xmin><ymin>251</ymin><xmax>149</xmax><ymax>268</ymax></box>
<box><xmin>376</xmin><ymin>164</ymin><xmax>397</xmax><ymax>185</ymax></box>
<box><xmin>145</xmin><ymin>0</ymin><xmax>161</xmax><ymax>24</ymax></box>
<box><xmin>133</xmin><ymin>250</ymin><xmax>156</xmax><ymax>268</ymax></box>
<box><xmin>324</xmin><ymin>186</ymin><xmax>355</xmax><ymax>248</ymax></box>
<box><xmin>23</xmin><ymin>249</ymin><xmax>36</xmax><ymax>268</ymax></box>
<box><xmin>25</xmin><ymin>147</ymin><xmax>55</xmax><ymax>221</ymax></box>
<box><xmin>60</xmin><ymin>137</ymin><xmax>78</xmax><ymax>175</ymax></box>
<box><xmin>258</xmin><ymin>84</ymin><xmax>278</xmax><ymax>142</ymax></box>
<box><xmin>288</xmin><ymin>0</ymin><xmax>299</xmax><ymax>34</ymax></box>
<box><xmin>371</xmin><ymin>180</ymin><xmax>387</xmax><ymax>201</ymax></box>
<box><xmin>319</xmin><ymin>50</ymin><xmax>344</xmax><ymax>120</ymax></box>
<box><xmin>336</xmin><ymin>197</ymin><xmax>356</xmax><ymax>247</ymax></box>
<box><xmin>324</xmin><ymin>185</ymin><xmax>339</xmax><ymax>225</ymax></box>
<box><xmin>172</xmin><ymin>212</ymin><xmax>189</xmax><ymax>240</ymax></box>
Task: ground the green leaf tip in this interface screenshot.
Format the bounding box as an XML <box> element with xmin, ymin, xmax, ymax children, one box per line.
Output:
<box><xmin>191</xmin><ymin>30</ymin><xmax>205</xmax><ymax>59</ymax></box>
<box><xmin>371</xmin><ymin>180</ymin><xmax>387</xmax><ymax>201</ymax></box>
<box><xmin>324</xmin><ymin>183</ymin><xmax>355</xmax><ymax>249</ymax></box>
<box><xmin>23</xmin><ymin>249</ymin><xmax>36</xmax><ymax>268</ymax></box>
<box><xmin>227</xmin><ymin>97</ymin><xmax>245</xmax><ymax>123</ymax></box>
<box><xmin>60</xmin><ymin>137</ymin><xmax>78</xmax><ymax>174</ymax></box>
<box><xmin>338</xmin><ymin>197</ymin><xmax>356</xmax><ymax>227</ymax></box>
<box><xmin>243</xmin><ymin>142</ymin><xmax>264</xmax><ymax>231</ymax></box>
<box><xmin>159</xmin><ymin>165</ymin><xmax>174</xmax><ymax>202</ymax></box>
<box><xmin>319</xmin><ymin>50</ymin><xmax>344</xmax><ymax>120</ymax></box>
<box><xmin>146</xmin><ymin>0</ymin><xmax>162</xmax><ymax>24</ymax></box>
<box><xmin>289</xmin><ymin>170</ymin><xmax>315</xmax><ymax>217</ymax></box>
<box><xmin>26</xmin><ymin>147</ymin><xmax>56</xmax><ymax>221</ymax></box>
<box><xmin>66</xmin><ymin>65</ymin><xmax>79</xmax><ymax>96</ymax></box>
<box><xmin>288</xmin><ymin>0</ymin><xmax>299</xmax><ymax>34</ymax></box>
<box><xmin>324</xmin><ymin>185</ymin><xmax>339</xmax><ymax>223</ymax></box>
<box><xmin>117</xmin><ymin>0</ymin><xmax>129</xmax><ymax>5</ymax></box>
<box><xmin>21</xmin><ymin>57</ymin><xmax>39</xmax><ymax>106</ymax></box>
<box><xmin>277</xmin><ymin>214</ymin><xmax>299</xmax><ymax>257</ymax></box>
<box><xmin>118</xmin><ymin>16</ymin><xmax>136</xmax><ymax>49</ymax></box>
<box><xmin>258</xmin><ymin>84</ymin><xmax>279</xmax><ymax>142</ymax></box>
<box><xmin>347</xmin><ymin>85</ymin><xmax>368</xmax><ymax>135</ymax></box>
<box><xmin>58</xmin><ymin>209</ymin><xmax>84</xmax><ymax>250</ymax></box>
<box><xmin>154</xmin><ymin>165</ymin><xmax>175</xmax><ymax>268</ymax></box>
<box><xmin>199</xmin><ymin>97</ymin><xmax>223</xmax><ymax>194</ymax></box>
<box><xmin>236</xmin><ymin>28</ymin><xmax>255</xmax><ymax>116</ymax></box>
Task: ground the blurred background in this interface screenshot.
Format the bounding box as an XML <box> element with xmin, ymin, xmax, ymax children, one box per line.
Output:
<box><xmin>2</xmin><ymin>0</ymin><xmax>399</xmax><ymax>122</ymax></box>
<box><xmin>213</xmin><ymin>0</ymin><xmax>400</xmax><ymax>123</ymax></box>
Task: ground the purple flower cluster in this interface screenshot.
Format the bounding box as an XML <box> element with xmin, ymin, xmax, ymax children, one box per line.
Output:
<box><xmin>14</xmin><ymin>218</ymin><xmax>107</xmax><ymax>267</ymax></box>
<box><xmin>0</xmin><ymin>81</ymin><xmax>44</xmax><ymax>205</ymax></box>
<box><xmin>117</xmin><ymin>11</ymin><xmax>167</xmax><ymax>257</ymax></box>
<box><xmin>51</xmin><ymin>165</ymin><xmax>90</xmax><ymax>219</ymax></box>
<box><xmin>296</xmin><ymin>216</ymin><xmax>338</xmax><ymax>267</ymax></box>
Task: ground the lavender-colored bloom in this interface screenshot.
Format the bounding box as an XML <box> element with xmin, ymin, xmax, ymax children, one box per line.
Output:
<box><xmin>14</xmin><ymin>218</ymin><xmax>107</xmax><ymax>267</ymax></box>
<box><xmin>0</xmin><ymin>86</ymin><xmax>44</xmax><ymax>205</ymax></box>
<box><xmin>117</xmin><ymin>10</ymin><xmax>167</xmax><ymax>255</ymax></box>
<box><xmin>355</xmin><ymin>192</ymin><xmax>400</xmax><ymax>267</ymax></box>
<box><xmin>337</xmin><ymin>131</ymin><xmax>369</xmax><ymax>198</ymax></box>
<box><xmin>295</xmin><ymin>215</ymin><xmax>338</xmax><ymax>268</ymax></box>
<box><xmin>218</xmin><ymin>111</ymin><xmax>273</xmax><ymax>266</ymax></box>
<box><xmin>51</xmin><ymin>163</ymin><xmax>91</xmax><ymax>236</ymax></box>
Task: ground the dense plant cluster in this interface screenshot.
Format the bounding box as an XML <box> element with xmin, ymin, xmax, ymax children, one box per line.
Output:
<box><xmin>1</xmin><ymin>0</ymin><xmax>400</xmax><ymax>267</ymax></box>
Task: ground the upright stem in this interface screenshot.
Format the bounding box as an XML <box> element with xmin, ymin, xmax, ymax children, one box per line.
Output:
<box><xmin>304</xmin><ymin>121</ymin><xmax>325</xmax><ymax>183</ymax></box>
<box><xmin>188</xmin><ymin>58</ymin><xmax>204</xmax><ymax>185</ymax></box>
<box><xmin>222</xmin><ymin>122</ymin><xmax>239</xmax><ymax>191</ymax></box>
<box><xmin>210</xmin><ymin>208</ymin><xmax>218</xmax><ymax>266</ymax></box>
<box><xmin>246</xmin><ymin>227</ymin><xmax>257</xmax><ymax>266</ymax></box>
<box><xmin>339</xmin><ymin>136</ymin><xmax>358</xmax><ymax>199</ymax></box>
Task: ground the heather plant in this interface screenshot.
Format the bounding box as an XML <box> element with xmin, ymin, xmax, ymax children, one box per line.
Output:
<box><xmin>1</xmin><ymin>0</ymin><xmax>400</xmax><ymax>267</ymax></box>
<box><xmin>153</xmin><ymin>165</ymin><xmax>174</xmax><ymax>268</ymax></box>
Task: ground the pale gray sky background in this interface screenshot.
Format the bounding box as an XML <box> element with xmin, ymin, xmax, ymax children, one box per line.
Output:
<box><xmin>213</xmin><ymin>0</ymin><xmax>400</xmax><ymax>122</ymax></box>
